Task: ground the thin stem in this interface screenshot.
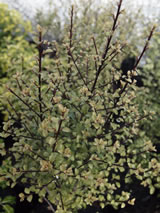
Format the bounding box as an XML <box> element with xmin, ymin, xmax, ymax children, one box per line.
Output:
<box><xmin>119</xmin><ymin>26</ymin><xmax>156</xmax><ymax>96</ymax></box>
<box><xmin>38</xmin><ymin>31</ymin><xmax>43</xmax><ymax>122</ymax></box>
<box><xmin>52</xmin><ymin>119</ymin><xmax>63</xmax><ymax>152</ymax></box>
<box><xmin>59</xmin><ymin>191</ymin><xmax>64</xmax><ymax>210</ymax></box>
<box><xmin>29</xmin><ymin>149</ymin><xmax>47</xmax><ymax>161</ymax></box>
<box><xmin>92</xmin><ymin>36</ymin><xmax>99</xmax><ymax>56</ymax></box>
<box><xmin>86</xmin><ymin>58</ymin><xmax>89</xmax><ymax>83</ymax></box>
<box><xmin>6</xmin><ymin>87</ymin><xmax>40</xmax><ymax>118</ymax></box>
<box><xmin>7</xmin><ymin>100</ymin><xmax>33</xmax><ymax>137</ymax></box>
<box><xmin>69</xmin><ymin>5</ymin><xmax>74</xmax><ymax>49</ymax></box>
<box><xmin>3</xmin><ymin>130</ymin><xmax>42</xmax><ymax>141</ymax></box>
<box><xmin>67</xmin><ymin>49</ymin><xmax>89</xmax><ymax>89</ymax></box>
<box><xmin>100</xmin><ymin>43</ymin><xmax>126</xmax><ymax>71</ymax></box>
<box><xmin>16</xmin><ymin>77</ymin><xmax>23</xmax><ymax>91</ymax></box>
<box><xmin>91</xmin><ymin>0</ymin><xmax>123</xmax><ymax>93</ymax></box>
<box><xmin>56</xmin><ymin>179</ymin><xmax>65</xmax><ymax>210</ymax></box>
<box><xmin>67</xmin><ymin>5</ymin><xmax>74</xmax><ymax>82</ymax></box>
<box><xmin>19</xmin><ymin>170</ymin><xmax>48</xmax><ymax>173</ymax></box>
<box><xmin>134</xmin><ymin>26</ymin><xmax>156</xmax><ymax>69</ymax></box>
<box><xmin>44</xmin><ymin>197</ymin><xmax>56</xmax><ymax>213</ymax></box>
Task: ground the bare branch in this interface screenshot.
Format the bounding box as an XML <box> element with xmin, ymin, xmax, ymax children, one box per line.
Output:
<box><xmin>91</xmin><ymin>0</ymin><xmax>123</xmax><ymax>93</ymax></box>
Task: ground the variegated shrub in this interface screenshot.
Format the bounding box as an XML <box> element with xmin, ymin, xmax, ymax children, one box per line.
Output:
<box><xmin>0</xmin><ymin>1</ymin><xmax>158</xmax><ymax>212</ymax></box>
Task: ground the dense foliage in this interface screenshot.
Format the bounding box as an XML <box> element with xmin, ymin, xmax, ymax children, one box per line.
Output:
<box><xmin>0</xmin><ymin>3</ymin><xmax>35</xmax><ymax>212</ymax></box>
<box><xmin>0</xmin><ymin>0</ymin><xmax>160</xmax><ymax>213</ymax></box>
<box><xmin>139</xmin><ymin>30</ymin><xmax>160</xmax><ymax>144</ymax></box>
<box><xmin>0</xmin><ymin>3</ymin><xmax>35</xmax><ymax>79</ymax></box>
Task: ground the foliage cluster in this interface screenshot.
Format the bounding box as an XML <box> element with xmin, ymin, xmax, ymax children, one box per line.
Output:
<box><xmin>139</xmin><ymin>30</ymin><xmax>160</xmax><ymax>144</ymax></box>
<box><xmin>0</xmin><ymin>3</ymin><xmax>35</xmax><ymax>213</ymax></box>
<box><xmin>0</xmin><ymin>193</ymin><xmax>16</xmax><ymax>213</ymax></box>
<box><xmin>0</xmin><ymin>3</ymin><xmax>35</xmax><ymax>80</ymax></box>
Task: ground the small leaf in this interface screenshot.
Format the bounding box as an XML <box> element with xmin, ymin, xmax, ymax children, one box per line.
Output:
<box><xmin>121</xmin><ymin>203</ymin><xmax>125</xmax><ymax>208</ymax></box>
<box><xmin>100</xmin><ymin>203</ymin><xmax>105</xmax><ymax>208</ymax></box>
<box><xmin>2</xmin><ymin>196</ymin><xmax>16</xmax><ymax>205</ymax></box>
<box><xmin>150</xmin><ymin>186</ymin><xmax>155</xmax><ymax>195</ymax></box>
<box><xmin>37</xmin><ymin>24</ymin><xmax>42</xmax><ymax>32</ymax></box>
<box><xmin>24</xmin><ymin>188</ymin><xmax>30</xmax><ymax>194</ymax></box>
<box><xmin>3</xmin><ymin>205</ymin><xmax>14</xmax><ymax>213</ymax></box>
<box><xmin>27</xmin><ymin>195</ymin><xmax>33</xmax><ymax>202</ymax></box>
<box><xmin>128</xmin><ymin>198</ymin><xmax>136</xmax><ymax>205</ymax></box>
<box><xmin>63</xmin><ymin>127</ymin><xmax>70</xmax><ymax>132</ymax></box>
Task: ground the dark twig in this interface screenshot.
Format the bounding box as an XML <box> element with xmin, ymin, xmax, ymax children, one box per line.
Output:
<box><xmin>52</xmin><ymin>119</ymin><xmax>63</xmax><ymax>152</ymax></box>
<box><xmin>44</xmin><ymin>197</ymin><xmax>56</xmax><ymax>213</ymax></box>
<box><xmin>66</xmin><ymin>5</ymin><xmax>74</xmax><ymax>82</ymax></box>
<box><xmin>91</xmin><ymin>0</ymin><xmax>123</xmax><ymax>93</ymax></box>
<box><xmin>29</xmin><ymin>149</ymin><xmax>47</xmax><ymax>161</ymax></box>
<box><xmin>92</xmin><ymin>36</ymin><xmax>99</xmax><ymax>56</ymax></box>
<box><xmin>101</xmin><ymin>43</ymin><xmax>126</xmax><ymax>71</ymax></box>
<box><xmin>119</xmin><ymin>26</ymin><xmax>156</xmax><ymax>96</ymax></box>
<box><xmin>19</xmin><ymin>170</ymin><xmax>48</xmax><ymax>173</ymax></box>
<box><xmin>6</xmin><ymin>87</ymin><xmax>40</xmax><ymax>118</ymax></box>
<box><xmin>59</xmin><ymin>191</ymin><xmax>64</xmax><ymax>210</ymax></box>
<box><xmin>7</xmin><ymin>100</ymin><xmax>34</xmax><ymax>137</ymax></box>
<box><xmin>67</xmin><ymin>49</ymin><xmax>89</xmax><ymax>89</ymax></box>
<box><xmin>69</xmin><ymin>5</ymin><xmax>74</xmax><ymax>50</ymax></box>
<box><xmin>38</xmin><ymin>30</ymin><xmax>43</xmax><ymax>122</ymax></box>
<box><xmin>134</xmin><ymin>26</ymin><xmax>156</xmax><ymax>69</ymax></box>
<box><xmin>3</xmin><ymin>130</ymin><xmax>42</xmax><ymax>141</ymax></box>
<box><xmin>16</xmin><ymin>77</ymin><xmax>23</xmax><ymax>91</ymax></box>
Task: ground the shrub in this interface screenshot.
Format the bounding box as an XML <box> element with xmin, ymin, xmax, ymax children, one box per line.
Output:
<box><xmin>0</xmin><ymin>3</ymin><xmax>37</xmax><ymax>212</ymax></box>
<box><xmin>134</xmin><ymin>26</ymin><xmax>160</xmax><ymax>194</ymax></box>
<box><xmin>0</xmin><ymin>3</ymin><xmax>35</xmax><ymax>79</ymax></box>
<box><xmin>0</xmin><ymin>2</ymin><xmax>37</xmax><ymax>124</ymax></box>
<box><xmin>0</xmin><ymin>1</ymin><xmax>157</xmax><ymax>212</ymax></box>
<box><xmin>138</xmin><ymin>29</ymin><xmax>160</xmax><ymax>144</ymax></box>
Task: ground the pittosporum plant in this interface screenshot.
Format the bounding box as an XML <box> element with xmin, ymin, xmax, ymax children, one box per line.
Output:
<box><xmin>0</xmin><ymin>0</ymin><xmax>158</xmax><ymax>212</ymax></box>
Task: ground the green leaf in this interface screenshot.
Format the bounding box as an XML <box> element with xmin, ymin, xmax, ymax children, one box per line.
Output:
<box><xmin>121</xmin><ymin>203</ymin><xmax>126</xmax><ymax>208</ymax></box>
<box><xmin>149</xmin><ymin>186</ymin><xmax>155</xmax><ymax>195</ymax></box>
<box><xmin>3</xmin><ymin>205</ymin><xmax>14</xmax><ymax>213</ymax></box>
<box><xmin>63</xmin><ymin>127</ymin><xmax>70</xmax><ymax>132</ymax></box>
<box><xmin>27</xmin><ymin>195</ymin><xmax>33</xmax><ymax>202</ymax></box>
<box><xmin>2</xmin><ymin>196</ymin><xmax>16</xmax><ymax>205</ymax></box>
<box><xmin>24</xmin><ymin>188</ymin><xmax>30</xmax><ymax>194</ymax></box>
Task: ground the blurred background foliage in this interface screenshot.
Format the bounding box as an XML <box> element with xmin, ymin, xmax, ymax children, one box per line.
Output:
<box><xmin>0</xmin><ymin>3</ymin><xmax>36</xmax><ymax>80</ymax></box>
